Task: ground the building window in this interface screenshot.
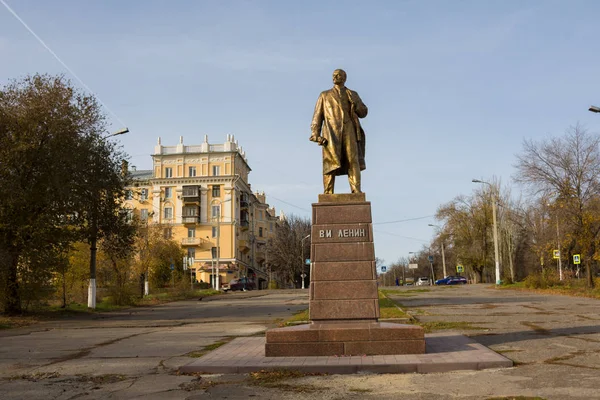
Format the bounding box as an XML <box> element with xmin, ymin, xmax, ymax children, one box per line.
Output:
<box><xmin>270</xmin><ymin>222</ymin><xmax>273</xmax><ymax>232</ymax></box>
<box><xmin>163</xmin><ymin>228</ymin><xmax>172</xmax><ymax>239</ymax></box>
<box><xmin>211</xmin><ymin>205</ymin><xmax>220</xmax><ymax>219</ymax></box>
<box><xmin>140</xmin><ymin>188</ymin><xmax>148</xmax><ymax>200</ymax></box>
<box><xmin>259</xmin><ymin>227</ymin><xmax>263</xmax><ymax>237</ymax></box>
<box><xmin>211</xmin><ymin>247</ymin><xmax>219</xmax><ymax>258</ymax></box>
<box><xmin>212</xmin><ymin>185</ymin><xmax>220</xmax><ymax>197</ymax></box>
<box><xmin>125</xmin><ymin>190</ymin><xmax>133</xmax><ymax>200</ymax></box>
<box><xmin>187</xmin><ymin>247</ymin><xmax>196</xmax><ymax>259</ymax></box>
<box><xmin>165</xmin><ymin>167</ymin><xmax>173</xmax><ymax>178</ymax></box>
<box><xmin>140</xmin><ymin>209</ymin><xmax>148</xmax><ymax>221</ymax></box>
<box><xmin>183</xmin><ymin>206</ymin><xmax>198</xmax><ymax>217</ymax></box>
<box><xmin>165</xmin><ymin>187</ymin><xmax>172</xmax><ymax>199</ymax></box>
<box><xmin>259</xmin><ymin>211</ymin><xmax>264</xmax><ymax>220</ymax></box>
<box><xmin>164</xmin><ymin>207</ymin><xmax>173</xmax><ymax>220</ymax></box>
<box><xmin>212</xmin><ymin>165</ymin><xmax>220</xmax><ymax>176</ymax></box>
<box><xmin>189</xmin><ymin>166</ymin><xmax>196</xmax><ymax>177</ymax></box>
<box><xmin>212</xmin><ymin>226</ymin><xmax>217</xmax><ymax>238</ymax></box>
<box><xmin>188</xmin><ymin>227</ymin><xmax>195</xmax><ymax>238</ymax></box>
<box><xmin>125</xmin><ymin>209</ymin><xmax>134</xmax><ymax>222</ymax></box>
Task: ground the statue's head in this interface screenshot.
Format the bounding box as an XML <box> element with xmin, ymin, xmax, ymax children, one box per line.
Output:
<box><xmin>332</xmin><ymin>69</ymin><xmax>347</xmax><ymax>85</ymax></box>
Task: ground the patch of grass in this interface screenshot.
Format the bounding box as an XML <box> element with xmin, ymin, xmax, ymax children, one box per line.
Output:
<box><xmin>280</xmin><ymin>309</ymin><xmax>309</xmax><ymax>327</ymax></box>
<box><xmin>379</xmin><ymin>291</ymin><xmax>412</xmax><ymax>319</ymax></box>
<box><xmin>247</xmin><ymin>369</ymin><xmax>324</xmax><ymax>393</ymax></box>
<box><xmin>407</xmin><ymin>288</ymin><xmax>431</xmax><ymax>293</ymax></box>
<box><xmin>380</xmin><ymin>289</ymin><xmax>417</xmax><ymax>297</ymax></box>
<box><xmin>138</xmin><ymin>288</ymin><xmax>220</xmax><ymax>306</ymax></box>
<box><xmin>419</xmin><ymin>321</ymin><xmax>488</xmax><ymax>333</ymax></box>
<box><xmin>500</xmin><ymin>280</ymin><xmax>600</xmax><ymax>300</ymax></box>
<box><xmin>75</xmin><ymin>374</ymin><xmax>127</xmax><ymax>384</ymax></box>
<box><xmin>186</xmin><ymin>338</ymin><xmax>234</xmax><ymax>358</ymax></box>
<box><xmin>349</xmin><ymin>388</ymin><xmax>373</xmax><ymax>393</ymax></box>
<box><xmin>0</xmin><ymin>315</ymin><xmax>39</xmax><ymax>330</ymax></box>
<box><xmin>4</xmin><ymin>372</ymin><xmax>60</xmax><ymax>381</ymax></box>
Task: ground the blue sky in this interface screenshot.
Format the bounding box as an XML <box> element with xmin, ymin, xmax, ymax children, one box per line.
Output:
<box><xmin>2</xmin><ymin>0</ymin><xmax>600</xmax><ymax>267</ymax></box>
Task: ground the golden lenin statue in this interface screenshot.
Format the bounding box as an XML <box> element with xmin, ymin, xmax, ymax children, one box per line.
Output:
<box><xmin>310</xmin><ymin>69</ymin><xmax>368</xmax><ymax>194</ymax></box>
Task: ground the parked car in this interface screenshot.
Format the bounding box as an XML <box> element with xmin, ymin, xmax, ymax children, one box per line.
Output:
<box><xmin>435</xmin><ymin>276</ymin><xmax>467</xmax><ymax>285</ymax></box>
<box><xmin>416</xmin><ymin>277</ymin><xmax>430</xmax><ymax>286</ymax></box>
<box><xmin>222</xmin><ymin>277</ymin><xmax>256</xmax><ymax>292</ymax></box>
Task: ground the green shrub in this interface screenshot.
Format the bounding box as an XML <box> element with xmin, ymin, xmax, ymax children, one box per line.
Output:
<box><xmin>523</xmin><ymin>270</ymin><xmax>562</xmax><ymax>289</ymax></box>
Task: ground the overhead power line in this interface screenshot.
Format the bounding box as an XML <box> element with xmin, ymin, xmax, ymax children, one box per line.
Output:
<box><xmin>0</xmin><ymin>0</ymin><xmax>127</xmax><ymax>128</ymax></box>
<box><xmin>373</xmin><ymin>215</ymin><xmax>434</xmax><ymax>225</ymax></box>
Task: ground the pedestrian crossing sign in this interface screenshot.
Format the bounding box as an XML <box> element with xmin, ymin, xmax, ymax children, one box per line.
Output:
<box><xmin>456</xmin><ymin>265</ymin><xmax>464</xmax><ymax>273</ymax></box>
<box><xmin>573</xmin><ymin>254</ymin><xmax>581</xmax><ymax>264</ymax></box>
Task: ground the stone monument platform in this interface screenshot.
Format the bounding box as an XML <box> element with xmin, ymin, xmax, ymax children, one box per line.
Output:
<box><xmin>265</xmin><ymin>193</ymin><xmax>425</xmax><ymax>357</ymax></box>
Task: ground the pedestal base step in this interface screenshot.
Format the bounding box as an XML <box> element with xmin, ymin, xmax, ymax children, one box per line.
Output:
<box><xmin>265</xmin><ymin>322</ymin><xmax>425</xmax><ymax>357</ymax></box>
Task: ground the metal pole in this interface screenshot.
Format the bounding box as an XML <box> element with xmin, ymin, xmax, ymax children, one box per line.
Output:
<box><xmin>491</xmin><ymin>192</ymin><xmax>501</xmax><ymax>285</ymax></box>
<box><xmin>556</xmin><ymin>215</ymin><xmax>563</xmax><ymax>281</ymax></box>
<box><xmin>441</xmin><ymin>241</ymin><xmax>447</xmax><ymax>278</ymax></box>
<box><xmin>144</xmin><ymin>223</ymin><xmax>149</xmax><ymax>296</ymax></box>
<box><xmin>88</xmin><ymin>219</ymin><xmax>97</xmax><ymax>309</ymax></box>
<box><xmin>301</xmin><ymin>239</ymin><xmax>305</xmax><ymax>290</ymax></box>
<box><xmin>216</xmin><ymin>212</ymin><xmax>220</xmax><ymax>291</ymax></box>
<box><xmin>300</xmin><ymin>234</ymin><xmax>310</xmax><ymax>289</ymax></box>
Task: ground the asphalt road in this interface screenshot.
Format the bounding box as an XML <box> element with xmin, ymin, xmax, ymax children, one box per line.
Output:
<box><xmin>1</xmin><ymin>285</ymin><xmax>599</xmax><ymax>400</ymax></box>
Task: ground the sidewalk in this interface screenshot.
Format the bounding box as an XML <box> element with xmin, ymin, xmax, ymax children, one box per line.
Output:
<box><xmin>180</xmin><ymin>332</ymin><xmax>513</xmax><ymax>375</ymax></box>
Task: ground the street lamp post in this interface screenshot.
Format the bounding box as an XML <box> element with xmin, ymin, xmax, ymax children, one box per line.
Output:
<box><xmin>88</xmin><ymin>127</ymin><xmax>129</xmax><ymax>309</ymax></box>
<box><xmin>301</xmin><ymin>234</ymin><xmax>310</xmax><ymax>289</ymax></box>
<box><xmin>211</xmin><ymin>199</ymin><xmax>222</xmax><ymax>291</ymax></box>
<box><xmin>408</xmin><ymin>251</ymin><xmax>416</xmax><ymax>284</ymax></box>
<box><xmin>428</xmin><ymin>224</ymin><xmax>447</xmax><ymax>278</ymax></box>
<box><xmin>547</xmin><ymin>203</ymin><xmax>564</xmax><ymax>281</ymax></box>
<box><xmin>472</xmin><ymin>179</ymin><xmax>501</xmax><ymax>285</ymax></box>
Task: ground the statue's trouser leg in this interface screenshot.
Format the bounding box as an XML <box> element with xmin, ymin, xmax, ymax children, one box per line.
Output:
<box><xmin>342</xmin><ymin>124</ymin><xmax>361</xmax><ymax>193</ymax></box>
<box><xmin>323</xmin><ymin>174</ymin><xmax>335</xmax><ymax>194</ymax></box>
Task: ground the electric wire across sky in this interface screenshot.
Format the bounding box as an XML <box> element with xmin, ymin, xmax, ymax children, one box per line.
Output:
<box><xmin>0</xmin><ymin>0</ymin><xmax>127</xmax><ymax>128</ymax></box>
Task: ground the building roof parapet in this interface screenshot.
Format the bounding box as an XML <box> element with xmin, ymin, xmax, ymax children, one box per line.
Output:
<box><xmin>153</xmin><ymin>134</ymin><xmax>247</xmax><ymax>162</ymax></box>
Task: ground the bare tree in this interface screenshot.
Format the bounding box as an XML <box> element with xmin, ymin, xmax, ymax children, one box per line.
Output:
<box><xmin>515</xmin><ymin>124</ymin><xmax>600</xmax><ymax>287</ymax></box>
<box><xmin>267</xmin><ymin>214</ymin><xmax>310</xmax><ymax>288</ymax></box>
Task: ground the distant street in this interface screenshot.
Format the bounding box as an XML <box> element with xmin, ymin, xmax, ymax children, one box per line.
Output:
<box><xmin>1</xmin><ymin>285</ymin><xmax>600</xmax><ymax>399</ymax></box>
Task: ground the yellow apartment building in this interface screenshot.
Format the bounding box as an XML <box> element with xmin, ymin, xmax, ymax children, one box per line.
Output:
<box><xmin>124</xmin><ymin>134</ymin><xmax>279</xmax><ymax>289</ymax></box>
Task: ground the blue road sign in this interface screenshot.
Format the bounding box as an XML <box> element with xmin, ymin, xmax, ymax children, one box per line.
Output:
<box><xmin>170</xmin><ymin>263</ymin><xmax>175</xmax><ymax>271</ymax></box>
<box><xmin>428</xmin><ymin>255</ymin><xmax>434</xmax><ymax>262</ymax></box>
<box><xmin>305</xmin><ymin>259</ymin><xmax>311</xmax><ymax>265</ymax></box>
<box><xmin>381</xmin><ymin>266</ymin><xmax>387</xmax><ymax>272</ymax></box>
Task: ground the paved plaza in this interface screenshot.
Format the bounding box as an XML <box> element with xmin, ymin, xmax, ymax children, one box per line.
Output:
<box><xmin>0</xmin><ymin>286</ymin><xmax>599</xmax><ymax>399</ymax></box>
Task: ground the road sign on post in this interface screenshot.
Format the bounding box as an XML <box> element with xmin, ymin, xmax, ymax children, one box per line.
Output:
<box><xmin>381</xmin><ymin>266</ymin><xmax>387</xmax><ymax>272</ymax></box>
<box><xmin>573</xmin><ymin>254</ymin><xmax>581</xmax><ymax>264</ymax></box>
<box><xmin>457</xmin><ymin>265</ymin><xmax>464</xmax><ymax>273</ymax></box>
<box><xmin>408</xmin><ymin>264</ymin><xmax>418</xmax><ymax>269</ymax></box>
<box><xmin>428</xmin><ymin>255</ymin><xmax>434</xmax><ymax>262</ymax></box>
<box><xmin>553</xmin><ymin>250</ymin><xmax>560</xmax><ymax>259</ymax></box>
<box><xmin>305</xmin><ymin>259</ymin><xmax>310</xmax><ymax>265</ymax></box>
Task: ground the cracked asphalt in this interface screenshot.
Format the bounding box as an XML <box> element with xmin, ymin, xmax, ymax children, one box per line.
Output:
<box><xmin>1</xmin><ymin>285</ymin><xmax>599</xmax><ymax>399</ymax></box>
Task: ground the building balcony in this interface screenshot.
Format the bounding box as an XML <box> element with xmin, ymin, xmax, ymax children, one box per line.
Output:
<box><xmin>182</xmin><ymin>216</ymin><xmax>200</xmax><ymax>224</ymax></box>
<box><xmin>240</xmin><ymin>199</ymin><xmax>249</xmax><ymax>209</ymax></box>
<box><xmin>238</xmin><ymin>239</ymin><xmax>250</xmax><ymax>253</ymax></box>
<box><xmin>181</xmin><ymin>237</ymin><xmax>208</xmax><ymax>246</ymax></box>
<box><xmin>240</xmin><ymin>220</ymin><xmax>249</xmax><ymax>230</ymax></box>
<box><xmin>182</xmin><ymin>185</ymin><xmax>201</xmax><ymax>202</ymax></box>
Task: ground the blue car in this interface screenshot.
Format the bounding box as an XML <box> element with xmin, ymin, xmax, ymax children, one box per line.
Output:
<box><xmin>435</xmin><ymin>276</ymin><xmax>467</xmax><ymax>285</ymax></box>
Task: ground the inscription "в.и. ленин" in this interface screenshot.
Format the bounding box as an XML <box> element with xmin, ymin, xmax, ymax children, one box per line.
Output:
<box><xmin>319</xmin><ymin>228</ymin><xmax>366</xmax><ymax>238</ymax></box>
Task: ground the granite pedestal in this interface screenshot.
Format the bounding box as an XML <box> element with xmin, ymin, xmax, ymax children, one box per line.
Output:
<box><xmin>265</xmin><ymin>193</ymin><xmax>425</xmax><ymax>357</ymax></box>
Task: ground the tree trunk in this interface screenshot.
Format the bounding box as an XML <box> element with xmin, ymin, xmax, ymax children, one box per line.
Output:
<box><xmin>4</xmin><ymin>251</ymin><xmax>21</xmax><ymax>314</ymax></box>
